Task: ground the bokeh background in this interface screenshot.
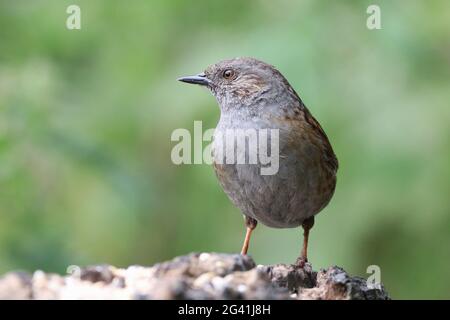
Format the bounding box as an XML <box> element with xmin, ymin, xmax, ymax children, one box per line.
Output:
<box><xmin>1</xmin><ymin>0</ymin><xmax>449</xmax><ymax>299</ymax></box>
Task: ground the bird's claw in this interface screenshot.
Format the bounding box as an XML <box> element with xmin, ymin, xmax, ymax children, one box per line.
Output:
<box><xmin>295</xmin><ymin>257</ymin><xmax>308</xmax><ymax>269</ymax></box>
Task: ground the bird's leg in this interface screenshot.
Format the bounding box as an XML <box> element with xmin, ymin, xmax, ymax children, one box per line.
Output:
<box><xmin>296</xmin><ymin>216</ymin><xmax>315</xmax><ymax>267</ymax></box>
<box><xmin>240</xmin><ymin>216</ymin><xmax>258</xmax><ymax>255</ymax></box>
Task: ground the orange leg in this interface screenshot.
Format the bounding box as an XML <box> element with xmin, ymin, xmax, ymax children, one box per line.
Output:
<box><xmin>240</xmin><ymin>216</ymin><xmax>258</xmax><ymax>255</ymax></box>
<box><xmin>297</xmin><ymin>216</ymin><xmax>315</xmax><ymax>267</ymax></box>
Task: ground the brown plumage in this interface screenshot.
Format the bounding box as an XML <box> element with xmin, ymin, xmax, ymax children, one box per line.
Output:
<box><xmin>179</xmin><ymin>57</ymin><xmax>338</xmax><ymax>266</ymax></box>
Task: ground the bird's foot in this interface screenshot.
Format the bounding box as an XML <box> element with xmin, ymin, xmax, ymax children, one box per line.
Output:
<box><xmin>295</xmin><ymin>256</ymin><xmax>308</xmax><ymax>269</ymax></box>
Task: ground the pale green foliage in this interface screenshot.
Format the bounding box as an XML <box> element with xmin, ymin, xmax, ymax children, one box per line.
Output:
<box><xmin>0</xmin><ymin>0</ymin><xmax>449</xmax><ymax>298</ymax></box>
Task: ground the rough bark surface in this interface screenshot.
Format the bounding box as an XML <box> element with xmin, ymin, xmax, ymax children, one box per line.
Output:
<box><xmin>0</xmin><ymin>253</ymin><xmax>389</xmax><ymax>300</ymax></box>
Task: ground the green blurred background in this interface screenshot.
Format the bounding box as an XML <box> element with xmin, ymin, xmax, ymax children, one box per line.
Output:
<box><xmin>0</xmin><ymin>0</ymin><xmax>449</xmax><ymax>299</ymax></box>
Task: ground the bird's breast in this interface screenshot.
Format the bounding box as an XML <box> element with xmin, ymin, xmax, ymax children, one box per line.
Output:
<box><xmin>211</xmin><ymin>115</ymin><xmax>336</xmax><ymax>228</ymax></box>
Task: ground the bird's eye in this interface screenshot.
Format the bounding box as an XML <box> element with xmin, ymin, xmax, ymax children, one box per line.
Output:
<box><xmin>222</xmin><ymin>69</ymin><xmax>235</xmax><ymax>79</ymax></box>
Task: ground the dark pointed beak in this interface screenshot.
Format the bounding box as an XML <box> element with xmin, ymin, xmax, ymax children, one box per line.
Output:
<box><xmin>177</xmin><ymin>73</ymin><xmax>211</xmax><ymax>86</ymax></box>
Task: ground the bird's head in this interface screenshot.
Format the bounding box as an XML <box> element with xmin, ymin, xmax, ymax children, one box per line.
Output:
<box><xmin>178</xmin><ymin>57</ymin><xmax>300</xmax><ymax>112</ymax></box>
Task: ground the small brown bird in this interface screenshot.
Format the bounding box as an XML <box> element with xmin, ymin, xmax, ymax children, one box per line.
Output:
<box><xmin>179</xmin><ymin>57</ymin><xmax>338</xmax><ymax>266</ymax></box>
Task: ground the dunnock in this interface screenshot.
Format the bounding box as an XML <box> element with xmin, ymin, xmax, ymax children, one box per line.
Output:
<box><xmin>178</xmin><ymin>57</ymin><xmax>338</xmax><ymax>266</ymax></box>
